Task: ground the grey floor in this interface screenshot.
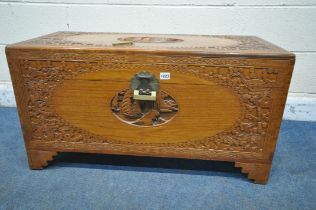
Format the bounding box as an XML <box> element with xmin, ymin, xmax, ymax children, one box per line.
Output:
<box><xmin>0</xmin><ymin>107</ymin><xmax>315</xmax><ymax>210</ymax></box>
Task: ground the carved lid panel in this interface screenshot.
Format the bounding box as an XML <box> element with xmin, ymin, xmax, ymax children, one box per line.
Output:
<box><xmin>8</xmin><ymin>32</ymin><xmax>293</xmax><ymax>57</ymax></box>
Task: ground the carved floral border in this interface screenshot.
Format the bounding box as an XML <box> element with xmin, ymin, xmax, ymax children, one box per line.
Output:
<box><xmin>21</xmin><ymin>53</ymin><xmax>278</xmax><ymax>153</ymax></box>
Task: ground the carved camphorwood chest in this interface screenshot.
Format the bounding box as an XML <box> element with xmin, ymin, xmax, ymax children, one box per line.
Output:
<box><xmin>6</xmin><ymin>32</ymin><xmax>295</xmax><ymax>184</ymax></box>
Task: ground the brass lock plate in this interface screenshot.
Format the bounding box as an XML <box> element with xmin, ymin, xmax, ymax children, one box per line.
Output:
<box><xmin>110</xmin><ymin>72</ymin><xmax>178</xmax><ymax>127</ymax></box>
<box><xmin>133</xmin><ymin>90</ymin><xmax>156</xmax><ymax>101</ymax></box>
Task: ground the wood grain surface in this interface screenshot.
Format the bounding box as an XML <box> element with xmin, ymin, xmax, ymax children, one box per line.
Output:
<box><xmin>6</xmin><ymin>32</ymin><xmax>295</xmax><ymax>184</ymax></box>
<box><xmin>52</xmin><ymin>70</ymin><xmax>241</xmax><ymax>144</ymax></box>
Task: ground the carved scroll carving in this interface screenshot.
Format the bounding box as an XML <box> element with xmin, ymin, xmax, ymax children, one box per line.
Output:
<box><xmin>21</xmin><ymin>53</ymin><xmax>278</xmax><ymax>153</ymax></box>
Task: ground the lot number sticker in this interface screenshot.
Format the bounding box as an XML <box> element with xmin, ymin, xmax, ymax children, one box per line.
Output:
<box><xmin>160</xmin><ymin>72</ymin><xmax>170</xmax><ymax>80</ymax></box>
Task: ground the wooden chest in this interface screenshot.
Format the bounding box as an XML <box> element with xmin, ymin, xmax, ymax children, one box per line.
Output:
<box><xmin>6</xmin><ymin>32</ymin><xmax>295</xmax><ymax>184</ymax></box>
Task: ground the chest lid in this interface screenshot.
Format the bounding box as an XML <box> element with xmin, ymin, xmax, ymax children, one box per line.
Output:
<box><xmin>7</xmin><ymin>31</ymin><xmax>293</xmax><ymax>58</ymax></box>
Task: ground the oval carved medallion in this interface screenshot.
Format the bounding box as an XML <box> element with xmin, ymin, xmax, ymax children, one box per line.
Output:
<box><xmin>51</xmin><ymin>68</ymin><xmax>242</xmax><ymax>144</ymax></box>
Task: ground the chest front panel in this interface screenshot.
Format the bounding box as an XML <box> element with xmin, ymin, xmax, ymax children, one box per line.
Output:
<box><xmin>14</xmin><ymin>51</ymin><xmax>292</xmax><ymax>162</ymax></box>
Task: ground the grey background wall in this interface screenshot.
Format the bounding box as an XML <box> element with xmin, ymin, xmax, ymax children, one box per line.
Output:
<box><xmin>0</xmin><ymin>0</ymin><xmax>315</xmax><ymax>120</ymax></box>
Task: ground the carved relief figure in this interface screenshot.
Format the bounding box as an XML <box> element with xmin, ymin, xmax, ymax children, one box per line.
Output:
<box><xmin>111</xmin><ymin>72</ymin><xmax>178</xmax><ymax>127</ymax></box>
